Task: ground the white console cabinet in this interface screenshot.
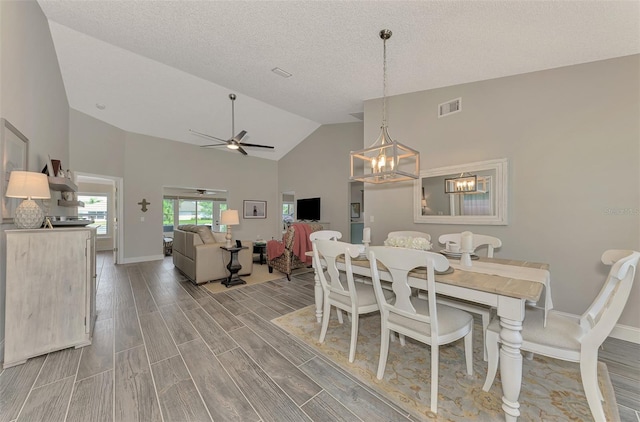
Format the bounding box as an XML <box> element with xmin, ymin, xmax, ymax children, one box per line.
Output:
<box><xmin>3</xmin><ymin>227</ymin><xmax>96</xmax><ymax>368</ymax></box>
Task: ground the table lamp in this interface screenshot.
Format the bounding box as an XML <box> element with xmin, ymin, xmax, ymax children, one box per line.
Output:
<box><xmin>220</xmin><ymin>209</ymin><xmax>239</xmax><ymax>248</ymax></box>
<box><xmin>5</xmin><ymin>171</ymin><xmax>51</xmax><ymax>229</ymax></box>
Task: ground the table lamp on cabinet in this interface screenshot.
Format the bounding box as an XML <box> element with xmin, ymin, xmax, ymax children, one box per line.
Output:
<box><xmin>5</xmin><ymin>171</ymin><xmax>51</xmax><ymax>229</ymax></box>
<box><xmin>220</xmin><ymin>209</ymin><xmax>239</xmax><ymax>248</ymax></box>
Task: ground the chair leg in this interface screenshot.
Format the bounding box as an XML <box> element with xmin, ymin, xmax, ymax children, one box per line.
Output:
<box><xmin>286</xmin><ymin>273</ymin><xmax>291</xmax><ymax>281</ymax></box>
<box><xmin>319</xmin><ymin>299</ymin><xmax>331</xmax><ymax>343</ymax></box>
<box><xmin>399</xmin><ymin>333</ymin><xmax>406</xmax><ymax>346</ymax></box>
<box><xmin>376</xmin><ymin>324</ymin><xmax>390</xmax><ymax>380</ymax></box>
<box><xmin>464</xmin><ymin>328</ymin><xmax>473</xmax><ymax>376</ymax></box>
<box><xmin>336</xmin><ymin>309</ymin><xmax>344</xmax><ymax>324</ymax></box>
<box><xmin>430</xmin><ymin>344</ymin><xmax>439</xmax><ymax>414</ymax></box>
<box><xmin>348</xmin><ymin>312</ymin><xmax>359</xmax><ymax>363</ymax></box>
<box><xmin>482</xmin><ymin>329</ymin><xmax>500</xmax><ymax>392</ymax></box>
<box><xmin>581</xmin><ymin>353</ymin><xmax>606</xmax><ymax>422</ymax></box>
<box><xmin>481</xmin><ymin>312</ymin><xmax>489</xmax><ymax>361</ymax></box>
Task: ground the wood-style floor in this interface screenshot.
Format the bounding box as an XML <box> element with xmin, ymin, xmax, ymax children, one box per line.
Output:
<box><xmin>0</xmin><ymin>252</ymin><xmax>638</xmax><ymax>422</ymax></box>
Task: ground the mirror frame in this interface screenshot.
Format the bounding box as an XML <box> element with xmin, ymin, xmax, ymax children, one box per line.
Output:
<box><xmin>414</xmin><ymin>158</ymin><xmax>508</xmax><ymax>225</ymax></box>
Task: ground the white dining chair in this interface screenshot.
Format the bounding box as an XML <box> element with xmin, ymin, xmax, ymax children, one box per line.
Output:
<box><xmin>482</xmin><ymin>249</ymin><xmax>640</xmax><ymax>422</ymax></box>
<box><xmin>438</xmin><ymin>233</ymin><xmax>502</xmax><ymax>257</ymax></box>
<box><xmin>387</xmin><ymin>231</ymin><xmax>431</xmax><ymax>241</ymax></box>
<box><xmin>309</xmin><ymin>230</ymin><xmax>342</xmax><ymax>242</ymax></box>
<box><xmin>310</xmin><ymin>230</ymin><xmax>345</xmax><ymax>323</ymax></box>
<box><xmin>368</xmin><ymin>246</ymin><xmax>473</xmax><ymax>414</ymax></box>
<box><xmin>312</xmin><ymin>239</ymin><xmax>394</xmax><ymax>363</ymax></box>
<box><xmin>436</xmin><ymin>232</ymin><xmax>502</xmax><ymax>360</ymax></box>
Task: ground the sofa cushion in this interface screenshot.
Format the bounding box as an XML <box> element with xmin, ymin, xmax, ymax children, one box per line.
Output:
<box><xmin>196</xmin><ymin>226</ymin><xmax>216</xmax><ymax>244</ymax></box>
<box><xmin>212</xmin><ymin>232</ymin><xmax>227</xmax><ymax>243</ymax></box>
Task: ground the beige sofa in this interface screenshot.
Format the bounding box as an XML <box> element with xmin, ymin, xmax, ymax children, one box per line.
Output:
<box><xmin>173</xmin><ymin>225</ymin><xmax>253</xmax><ymax>285</ymax></box>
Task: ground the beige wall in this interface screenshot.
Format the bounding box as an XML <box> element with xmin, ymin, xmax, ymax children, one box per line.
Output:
<box><xmin>278</xmin><ymin>123</ymin><xmax>363</xmax><ymax>241</ymax></box>
<box><xmin>363</xmin><ymin>55</ymin><xmax>640</xmax><ymax>329</ymax></box>
<box><xmin>70</xmin><ymin>110</ymin><xmax>279</xmax><ymax>261</ymax></box>
<box><xmin>0</xmin><ymin>1</ymin><xmax>70</xmax><ymax>350</ymax></box>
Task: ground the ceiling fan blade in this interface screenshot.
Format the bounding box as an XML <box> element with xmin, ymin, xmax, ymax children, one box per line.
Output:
<box><xmin>237</xmin><ymin>145</ymin><xmax>248</xmax><ymax>156</ymax></box>
<box><xmin>200</xmin><ymin>143</ymin><xmax>230</xmax><ymax>148</ymax></box>
<box><xmin>190</xmin><ymin>129</ymin><xmax>227</xmax><ymax>143</ymax></box>
<box><xmin>232</xmin><ymin>130</ymin><xmax>247</xmax><ymax>143</ymax></box>
<box><xmin>239</xmin><ymin>142</ymin><xmax>275</xmax><ymax>149</ymax></box>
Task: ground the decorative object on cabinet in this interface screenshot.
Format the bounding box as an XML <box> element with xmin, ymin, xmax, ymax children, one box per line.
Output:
<box><xmin>1</xmin><ymin>118</ymin><xmax>29</xmax><ymax>224</ymax></box>
<box><xmin>221</xmin><ymin>209</ymin><xmax>240</xmax><ymax>247</ymax></box>
<box><xmin>350</xmin><ymin>29</ymin><xmax>419</xmax><ymax>184</ymax></box>
<box><xmin>5</xmin><ymin>171</ymin><xmax>50</xmax><ymax>229</ymax></box>
<box><xmin>3</xmin><ymin>227</ymin><xmax>97</xmax><ymax>368</ymax></box>
<box><xmin>243</xmin><ymin>200</ymin><xmax>266</xmax><ymax>219</ymax></box>
<box><xmin>138</xmin><ymin>198</ymin><xmax>150</xmax><ymax>212</ymax></box>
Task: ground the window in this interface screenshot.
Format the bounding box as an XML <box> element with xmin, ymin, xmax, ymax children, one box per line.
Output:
<box><xmin>163</xmin><ymin>198</ymin><xmax>227</xmax><ymax>232</ymax></box>
<box><xmin>78</xmin><ymin>195</ymin><xmax>108</xmax><ymax>235</ymax></box>
<box><xmin>282</xmin><ymin>202</ymin><xmax>294</xmax><ymax>226</ymax></box>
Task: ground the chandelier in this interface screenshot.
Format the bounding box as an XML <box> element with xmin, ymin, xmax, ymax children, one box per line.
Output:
<box><xmin>350</xmin><ymin>29</ymin><xmax>419</xmax><ymax>184</ymax></box>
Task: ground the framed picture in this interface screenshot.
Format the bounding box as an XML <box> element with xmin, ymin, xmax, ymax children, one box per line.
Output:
<box><xmin>351</xmin><ymin>202</ymin><xmax>361</xmax><ymax>218</ymax></box>
<box><xmin>244</xmin><ymin>200</ymin><xmax>267</xmax><ymax>219</ymax></box>
<box><xmin>1</xmin><ymin>118</ymin><xmax>29</xmax><ymax>224</ymax></box>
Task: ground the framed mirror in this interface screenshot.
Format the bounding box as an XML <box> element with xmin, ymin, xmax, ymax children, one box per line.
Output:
<box><xmin>414</xmin><ymin>158</ymin><xmax>508</xmax><ymax>225</ymax></box>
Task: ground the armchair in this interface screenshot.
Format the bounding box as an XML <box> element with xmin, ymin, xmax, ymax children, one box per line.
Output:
<box><xmin>267</xmin><ymin>222</ymin><xmax>323</xmax><ymax>280</ymax></box>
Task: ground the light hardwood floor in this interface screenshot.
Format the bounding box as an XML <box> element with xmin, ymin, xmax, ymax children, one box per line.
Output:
<box><xmin>1</xmin><ymin>252</ymin><xmax>638</xmax><ymax>422</ymax></box>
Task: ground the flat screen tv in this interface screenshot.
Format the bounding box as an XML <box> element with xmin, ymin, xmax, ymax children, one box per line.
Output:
<box><xmin>297</xmin><ymin>197</ymin><xmax>321</xmax><ymax>221</ymax></box>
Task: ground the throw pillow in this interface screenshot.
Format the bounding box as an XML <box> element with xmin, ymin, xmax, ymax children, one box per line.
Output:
<box><xmin>212</xmin><ymin>232</ymin><xmax>227</xmax><ymax>243</ymax></box>
<box><xmin>195</xmin><ymin>226</ymin><xmax>216</xmax><ymax>244</ymax></box>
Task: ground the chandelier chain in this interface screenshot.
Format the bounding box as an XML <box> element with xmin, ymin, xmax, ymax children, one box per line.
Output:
<box><xmin>382</xmin><ymin>35</ymin><xmax>387</xmax><ymax>127</ymax></box>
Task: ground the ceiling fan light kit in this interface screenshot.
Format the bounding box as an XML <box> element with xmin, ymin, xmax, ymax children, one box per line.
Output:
<box><xmin>192</xmin><ymin>93</ymin><xmax>275</xmax><ymax>156</ymax></box>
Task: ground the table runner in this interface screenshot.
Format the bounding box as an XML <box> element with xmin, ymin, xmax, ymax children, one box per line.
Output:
<box><xmin>449</xmin><ymin>259</ymin><xmax>552</xmax><ymax>325</ymax></box>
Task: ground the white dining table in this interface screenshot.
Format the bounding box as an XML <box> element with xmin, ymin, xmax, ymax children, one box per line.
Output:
<box><xmin>310</xmin><ymin>252</ymin><xmax>548</xmax><ymax>422</ymax></box>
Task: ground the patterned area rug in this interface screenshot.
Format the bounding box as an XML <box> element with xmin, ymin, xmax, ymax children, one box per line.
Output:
<box><xmin>272</xmin><ymin>306</ymin><xmax>619</xmax><ymax>421</ymax></box>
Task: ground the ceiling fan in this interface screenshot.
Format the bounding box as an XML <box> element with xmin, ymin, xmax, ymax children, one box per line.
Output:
<box><xmin>190</xmin><ymin>93</ymin><xmax>275</xmax><ymax>156</ymax></box>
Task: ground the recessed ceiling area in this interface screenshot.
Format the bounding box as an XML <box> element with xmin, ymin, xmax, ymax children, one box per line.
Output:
<box><xmin>37</xmin><ymin>1</ymin><xmax>640</xmax><ymax>161</ymax></box>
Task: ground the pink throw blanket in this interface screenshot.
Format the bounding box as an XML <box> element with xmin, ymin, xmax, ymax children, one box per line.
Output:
<box><xmin>267</xmin><ymin>239</ymin><xmax>286</xmax><ymax>261</ymax></box>
<box><xmin>291</xmin><ymin>223</ymin><xmax>314</xmax><ymax>264</ymax></box>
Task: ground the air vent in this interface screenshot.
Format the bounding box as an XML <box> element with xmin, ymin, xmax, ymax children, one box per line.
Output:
<box><xmin>438</xmin><ymin>98</ymin><xmax>461</xmax><ymax>118</ymax></box>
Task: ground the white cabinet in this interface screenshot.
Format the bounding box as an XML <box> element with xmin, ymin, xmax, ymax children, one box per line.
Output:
<box><xmin>3</xmin><ymin>227</ymin><xmax>96</xmax><ymax>368</ymax></box>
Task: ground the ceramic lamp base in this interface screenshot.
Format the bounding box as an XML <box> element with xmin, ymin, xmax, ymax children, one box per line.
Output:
<box><xmin>14</xmin><ymin>199</ymin><xmax>44</xmax><ymax>229</ymax></box>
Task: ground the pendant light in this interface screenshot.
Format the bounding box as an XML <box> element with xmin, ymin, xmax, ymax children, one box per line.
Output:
<box><xmin>350</xmin><ymin>29</ymin><xmax>419</xmax><ymax>184</ymax></box>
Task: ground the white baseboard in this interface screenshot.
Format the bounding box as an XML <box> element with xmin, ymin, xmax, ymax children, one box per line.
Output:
<box><xmin>548</xmin><ymin>309</ymin><xmax>640</xmax><ymax>344</ymax></box>
<box><xmin>122</xmin><ymin>254</ymin><xmax>164</xmax><ymax>264</ymax></box>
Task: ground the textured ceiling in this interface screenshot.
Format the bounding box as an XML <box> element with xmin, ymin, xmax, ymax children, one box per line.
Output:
<box><xmin>38</xmin><ymin>1</ymin><xmax>640</xmax><ymax>160</ymax></box>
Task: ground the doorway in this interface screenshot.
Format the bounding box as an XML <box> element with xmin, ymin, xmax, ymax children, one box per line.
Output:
<box><xmin>349</xmin><ymin>181</ymin><xmax>364</xmax><ymax>244</ymax></box>
<box><xmin>75</xmin><ymin>172</ymin><xmax>123</xmax><ymax>264</ymax></box>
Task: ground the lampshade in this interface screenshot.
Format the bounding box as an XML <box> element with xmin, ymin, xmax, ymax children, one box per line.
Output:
<box><xmin>5</xmin><ymin>171</ymin><xmax>50</xmax><ymax>229</ymax></box>
<box><xmin>6</xmin><ymin>171</ymin><xmax>51</xmax><ymax>199</ymax></box>
<box><xmin>220</xmin><ymin>209</ymin><xmax>239</xmax><ymax>225</ymax></box>
<box><xmin>350</xmin><ymin>29</ymin><xmax>420</xmax><ymax>184</ymax></box>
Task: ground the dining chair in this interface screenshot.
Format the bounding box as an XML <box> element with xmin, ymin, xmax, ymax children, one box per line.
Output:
<box><xmin>312</xmin><ymin>239</ymin><xmax>394</xmax><ymax>363</ymax></box>
<box><xmin>309</xmin><ymin>230</ymin><xmax>342</xmax><ymax>242</ymax></box>
<box><xmin>310</xmin><ymin>230</ymin><xmax>345</xmax><ymax>323</ymax></box>
<box><xmin>438</xmin><ymin>233</ymin><xmax>502</xmax><ymax>257</ymax></box>
<box><xmin>436</xmin><ymin>232</ymin><xmax>502</xmax><ymax>360</ymax></box>
<box><xmin>368</xmin><ymin>246</ymin><xmax>473</xmax><ymax>414</ymax></box>
<box><xmin>482</xmin><ymin>249</ymin><xmax>640</xmax><ymax>422</ymax></box>
<box><xmin>387</xmin><ymin>231</ymin><xmax>431</xmax><ymax>241</ymax></box>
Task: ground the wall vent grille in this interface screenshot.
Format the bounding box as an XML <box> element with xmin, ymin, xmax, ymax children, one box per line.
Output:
<box><xmin>438</xmin><ymin>98</ymin><xmax>462</xmax><ymax>118</ymax></box>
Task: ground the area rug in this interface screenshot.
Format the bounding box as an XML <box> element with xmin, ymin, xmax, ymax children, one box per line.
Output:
<box><xmin>272</xmin><ymin>306</ymin><xmax>619</xmax><ymax>421</ymax></box>
<box><xmin>204</xmin><ymin>265</ymin><xmax>313</xmax><ymax>294</ymax></box>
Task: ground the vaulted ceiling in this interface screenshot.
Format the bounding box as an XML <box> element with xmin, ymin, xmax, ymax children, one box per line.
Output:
<box><xmin>38</xmin><ymin>1</ymin><xmax>639</xmax><ymax>160</ymax></box>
